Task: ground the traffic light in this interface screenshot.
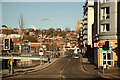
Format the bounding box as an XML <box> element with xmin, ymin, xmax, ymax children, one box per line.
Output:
<box><xmin>10</xmin><ymin>39</ymin><xmax>13</xmax><ymax>50</ymax></box>
<box><xmin>105</xmin><ymin>41</ymin><xmax>109</xmax><ymax>50</ymax></box>
<box><xmin>103</xmin><ymin>41</ymin><xmax>109</xmax><ymax>50</ymax></box>
<box><xmin>4</xmin><ymin>38</ymin><xmax>10</xmax><ymax>50</ymax></box>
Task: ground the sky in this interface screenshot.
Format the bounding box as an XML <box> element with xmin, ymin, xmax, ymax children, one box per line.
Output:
<box><xmin>2</xmin><ymin>2</ymin><xmax>84</xmax><ymax>30</ymax></box>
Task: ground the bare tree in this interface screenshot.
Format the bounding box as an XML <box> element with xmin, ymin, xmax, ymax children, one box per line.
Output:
<box><xmin>19</xmin><ymin>15</ymin><xmax>24</xmax><ymax>53</ymax></box>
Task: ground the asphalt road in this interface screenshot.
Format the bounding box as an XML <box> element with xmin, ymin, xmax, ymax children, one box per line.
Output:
<box><xmin>2</xmin><ymin>55</ymin><xmax>116</xmax><ymax>80</ymax></box>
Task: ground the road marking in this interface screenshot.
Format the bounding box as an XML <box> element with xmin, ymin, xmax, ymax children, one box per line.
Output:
<box><xmin>101</xmin><ymin>73</ymin><xmax>120</xmax><ymax>75</ymax></box>
<box><xmin>59</xmin><ymin>59</ymin><xmax>70</xmax><ymax>79</ymax></box>
<box><xmin>101</xmin><ymin>74</ymin><xmax>120</xmax><ymax>79</ymax></box>
<box><xmin>101</xmin><ymin>75</ymin><xmax>112</xmax><ymax>79</ymax></box>
<box><xmin>60</xmin><ymin>59</ymin><xmax>70</xmax><ymax>73</ymax></box>
<box><xmin>79</xmin><ymin>54</ymin><xmax>94</xmax><ymax>74</ymax></box>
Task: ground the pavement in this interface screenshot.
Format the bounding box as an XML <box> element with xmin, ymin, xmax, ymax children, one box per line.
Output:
<box><xmin>80</xmin><ymin>54</ymin><xmax>120</xmax><ymax>79</ymax></box>
<box><xmin>1</xmin><ymin>57</ymin><xmax>60</xmax><ymax>78</ymax></box>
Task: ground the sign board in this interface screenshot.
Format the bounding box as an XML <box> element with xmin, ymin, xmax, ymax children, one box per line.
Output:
<box><xmin>109</xmin><ymin>42</ymin><xmax>113</xmax><ymax>47</ymax></box>
<box><xmin>39</xmin><ymin>48</ymin><xmax>44</xmax><ymax>55</ymax></box>
<box><xmin>39</xmin><ymin>52</ymin><xmax>43</xmax><ymax>55</ymax></box>
<box><xmin>99</xmin><ymin>42</ymin><xmax>105</xmax><ymax>47</ymax></box>
<box><xmin>94</xmin><ymin>43</ymin><xmax>98</xmax><ymax>47</ymax></box>
<box><xmin>100</xmin><ymin>47</ymin><xmax>113</xmax><ymax>53</ymax></box>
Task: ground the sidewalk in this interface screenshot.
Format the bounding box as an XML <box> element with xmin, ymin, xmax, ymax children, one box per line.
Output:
<box><xmin>80</xmin><ymin>55</ymin><xmax>120</xmax><ymax>79</ymax></box>
<box><xmin>1</xmin><ymin>57</ymin><xmax>60</xmax><ymax>78</ymax></box>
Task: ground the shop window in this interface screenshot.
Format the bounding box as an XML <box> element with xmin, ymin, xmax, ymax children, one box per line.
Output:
<box><xmin>108</xmin><ymin>61</ymin><xmax>111</xmax><ymax>65</ymax></box>
<box><xmin>107</xmin><ymin>53</ymin><xmax>111</xmax><ymax>60</ymax></box>
<box><xmin>103</xmin><ymin>53</ymin><xmax>106</xmax><ymax>59</ymax></box>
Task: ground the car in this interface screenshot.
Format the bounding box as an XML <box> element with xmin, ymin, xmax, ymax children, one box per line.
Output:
<box><xmin>73</xmin><ymin>54</ymin><xmax>79</xmax><ymax>59</ymax></box>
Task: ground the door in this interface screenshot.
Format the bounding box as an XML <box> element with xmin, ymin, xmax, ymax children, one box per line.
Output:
<box><xmin>102</xmin><ymin>52</ymin><xmax>113</xmax><ymax>67</ymax></box>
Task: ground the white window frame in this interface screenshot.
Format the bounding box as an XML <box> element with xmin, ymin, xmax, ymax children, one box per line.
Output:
<box><xmin>101</xmin><ymin>7</ymin><xmax>110</xmax><ymax>20</ymax></box>
<box><xmin>100</xmin><ymin>24</ymin><xmax>110</xmax><ymax>33</ymax></box>
<box><xmin>101</xmin><ymin>52</ymin><xmax>113</xmax><ymax>67</ymax></box>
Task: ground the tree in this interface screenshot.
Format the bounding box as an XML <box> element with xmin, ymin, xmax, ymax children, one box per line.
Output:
<box><xmin>2</xmin><ymin>25</ymin><xmax>7</xmax><ymax>27</ymax></box>
<box><xmin>19</xmin><ymin>15</ymin><xmax>24</xmax><ymax>53</ymax></box>
<box><xmin>65</xmin><ymin>27</ymin><xmax>71</xmax><ymax>32</ymax></box>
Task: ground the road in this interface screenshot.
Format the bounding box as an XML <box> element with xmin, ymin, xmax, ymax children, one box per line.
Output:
<box><xmin>2</xmin><ymin>55</ymin><xmax>116</xmax><ymax>80</ymax></box>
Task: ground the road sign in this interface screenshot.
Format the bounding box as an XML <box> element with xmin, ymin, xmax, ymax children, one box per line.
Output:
<box><xmin>99</xmin><ymin>42</ymin><xmax>105</xmax><ymax>47</ymax></box>
<box><xmin>94</xmin><ymin>43</ymin><xmax>98</xmax><ymax>47</ymax></box>
<box><xmin>39</xmin><ymin>52</ymin><xmax>43</xmax><ymax>55</ymax></box>
<box><xmin>39</xmin><ymin>49</ymin><xmax>44</xmax><ymax>55</ymax></box>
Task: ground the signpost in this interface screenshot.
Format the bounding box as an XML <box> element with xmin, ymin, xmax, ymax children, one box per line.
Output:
<box><xmin>39</xmin><ymin>48</ymin><xmax>44</xmax><ymax>65</ymax></box>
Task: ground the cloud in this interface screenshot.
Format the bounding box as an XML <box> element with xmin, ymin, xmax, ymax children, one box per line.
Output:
<box><xmin>41</xmin><ymin>18</ymin><xmax>54</xmax><ymax>21</ymax></box>
<box><xmin>49</xmin><ymin>18</ymin><xmax>54</xmax><ymax>20</ymax></box>
<box><xmin>41</xmin><ymin>19</ymin><xmax>49</xmax><ymax>21</ymax></box>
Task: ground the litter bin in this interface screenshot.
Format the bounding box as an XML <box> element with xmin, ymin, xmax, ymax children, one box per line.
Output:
<box><xmin>115</xmin><ymin>61</ymin><xmax>118</xmax><ymax>67</ymax></box>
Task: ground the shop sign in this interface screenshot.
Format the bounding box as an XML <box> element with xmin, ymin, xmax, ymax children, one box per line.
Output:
<box><xmin>100</xmin><ymin>47</ymin><xmax>113</xmax><ymax>53</ymax></box>
<box><xmin>99</xmin><ymin>42</ymin><xmax>105</xmax><ymax>47</ymax></box>
<box><xmin>94</xmin><ymin>43</ymin><xmax>98</xmax><ymax>47</ymax></box>
<box><xmin>109</xmin><ymin>42</ymin><xmax>113</xmax><ymax>47</ymax></box>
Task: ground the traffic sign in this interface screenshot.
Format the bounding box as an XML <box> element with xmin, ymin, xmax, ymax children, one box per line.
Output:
<box><xmin>39</xmin><ymin>52</ymin><xmax>43</xmax><ymax>55</ymax></box>
<box><xmin>39</xmin><ymin>48</ymin><xmax>44</xmax><ymax>55</ymax></box>
<box><xmin>94</xmin><ymin>43</ymin><xmax>98</xmax><ymax>47</ymax></box>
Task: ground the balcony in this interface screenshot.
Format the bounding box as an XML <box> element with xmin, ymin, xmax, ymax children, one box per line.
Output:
<box><xmin>83</xmin><ymin>35</ymin><xmax>87</xmax><ymax>40</ymax></box>
<box><xmin>83</xmin><ymin>26</ymin><xmax>87</xmax><ymax>30</ymax></box>
<box><xmin>83</xmin><ymin>21</ymin><xmax>87</xmax><ymax>25</ymax></box>
<box><xmin>83</xmin><ymin>15</ymin><xmax>87</xmax><ymax>21</ymax></box>
<box><xmin>83</xmin><ymin>31</ymin><xmax>87</xmax><ymax>35</ymax></box>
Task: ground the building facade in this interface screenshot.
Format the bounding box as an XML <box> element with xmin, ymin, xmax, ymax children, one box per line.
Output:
<box><xmin>93</xmin><ymin>0</ymin><xmax>119</xmax><ymax>67</ymax></box>
<box><xmin>82</xmin><ymin>1</ymin><xmax>94</xmax><ymax>56</ymax></box>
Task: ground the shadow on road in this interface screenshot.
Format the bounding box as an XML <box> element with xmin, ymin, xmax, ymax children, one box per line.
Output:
<box><xmin>2</xmin><ymin>77</ymin><xmax>117</xmax><ymax>80</ymax></box>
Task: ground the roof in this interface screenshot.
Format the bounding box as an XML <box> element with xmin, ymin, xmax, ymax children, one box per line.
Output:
<box><xmin>30</xmin><ymin>43</ymin><xmax>41</xmax><ymax>47</ymax></box>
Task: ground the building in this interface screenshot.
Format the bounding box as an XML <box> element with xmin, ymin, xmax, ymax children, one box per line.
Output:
<box><xmin>75</xmin><ymin>19</ymin><xmax>83</xmax><ymax>52</ymax></box>
<box><xmin>93</xmin><ymin>0</ymin><xmax>119</xmax><ymax>67</ymax></box>
<box><xmin>118</xmin><ymin>0</ymin><xmax>120</xmax><ymax>68</ymax></box>
<box><xmin>82</xmin><ymin>1</ymin><xmax>94</xmax><ymax>56</ymax></box>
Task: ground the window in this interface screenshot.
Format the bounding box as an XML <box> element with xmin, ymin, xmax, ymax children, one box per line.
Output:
<box><xmin>106</xmin><ymin>24</ymin><xmax>110</xmax><ymax>31</ymax></box>
<box><xmin>101</xmin><ymin>24</ymin><xmax>110</xmax><ymax>32</ymax></box>
<box><xmin>102</xmin><ymin>0</ymin><xmax>109</xmax><ymax>3</ymax></box>
<box><xmin>106</xmin><ymin>7</ymin><xmax>110</xmax><ymax>19</ymax></box>
<box><xmin>101</xmin><ymin>7</ymin><xmax>110</xmax><ymax>20</ymax></box>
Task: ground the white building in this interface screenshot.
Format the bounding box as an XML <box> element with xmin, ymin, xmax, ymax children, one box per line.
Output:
<box><xmin>83</xmin><ymin>1</ymin><xmax>94</xmax><ymax>47</ymax></box>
